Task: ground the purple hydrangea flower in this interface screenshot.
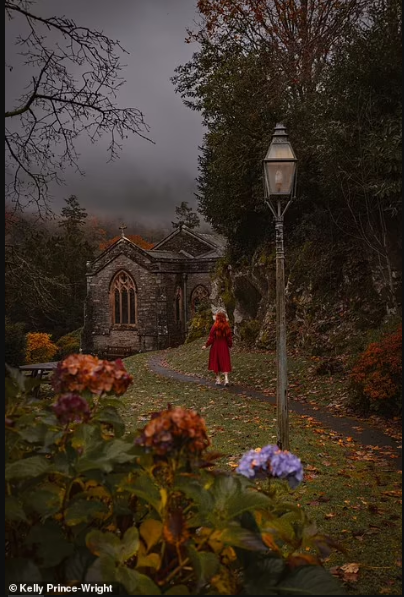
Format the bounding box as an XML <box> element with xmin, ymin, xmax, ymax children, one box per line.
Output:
<box><xmin>257</xmin><ymin>444</ymin><xmax>279</xmax><ymax>470</ymax></box>
<box><xmin>236</xmin><ymin>444</ymin><xmax>303</xmax><ymax>489</ymax></box>
<box><xmin>236</xmin><ymin>449</ymin><xmax>261</xmax><ymax>478</ymax></box>
<box><xmin>269</xmin><ymin>450</ymin><xmax>304</xmax><ymax>489</ymax></box>
<box><xmin>53</xmin><ymin>393</ymin><xmax>90</xmax><ymax>424</ymax></box>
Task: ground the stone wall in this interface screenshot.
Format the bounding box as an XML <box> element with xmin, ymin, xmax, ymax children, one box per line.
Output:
<box><xmin>83</xmin><ymin>252</ymin><xmax>159</xmax><ymax>355</ymax></box>
<box><xmin>82</xmin><ymin>238</ymin><xmax>217</xmax><ymax>354</ymax></box>
<box><xmin>160</xmin><ymin>272</ymin><xmax>214</xmax><ymax>348</ymax></box>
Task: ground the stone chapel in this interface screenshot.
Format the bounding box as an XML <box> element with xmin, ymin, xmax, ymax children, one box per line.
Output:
<box><xmin>81</xmin><ymin>225</ymin><xmax>225</xmax><ymax>357</ymax></box>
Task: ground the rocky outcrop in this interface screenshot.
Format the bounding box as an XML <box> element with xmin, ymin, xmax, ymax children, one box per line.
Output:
<box><xmin>209</xmin><ymin>239</ymin><xmax>401</xmax><ymax>355</ymax></box>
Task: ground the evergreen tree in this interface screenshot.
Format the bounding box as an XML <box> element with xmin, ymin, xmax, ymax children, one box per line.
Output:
<box><xmin>172</xmin><ymin>201</ymin><xmax>200</xmax><ymax>230</ymax></box>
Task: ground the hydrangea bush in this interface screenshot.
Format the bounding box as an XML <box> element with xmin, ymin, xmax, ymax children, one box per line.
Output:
<box><xmin>5</xmin><ymin>354</ymin><xmax>346</xmax><ymax>595</ymax></box>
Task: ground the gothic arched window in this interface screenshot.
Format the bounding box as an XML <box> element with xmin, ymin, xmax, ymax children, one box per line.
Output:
<box><xmin>190</xmin><ymin>285</ymin><xmax>209</xmax><ymax>316</ymax></box>
<box><xmin>110</xmin><ymin>271</ymin><xmax>137</xmax><ymax>326</ymax></box>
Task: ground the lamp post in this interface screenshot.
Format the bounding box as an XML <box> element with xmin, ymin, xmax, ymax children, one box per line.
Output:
<box><xmin>263</xmin><ymin>123</ymin><xmax>297</xmax><ymax>451</ymax></box>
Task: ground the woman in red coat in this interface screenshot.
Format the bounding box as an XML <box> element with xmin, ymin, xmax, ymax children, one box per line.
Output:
<box><xmin>202</xmin><ymin>311</ymin><xmax>232</xmax><ymax>386</ymax></box>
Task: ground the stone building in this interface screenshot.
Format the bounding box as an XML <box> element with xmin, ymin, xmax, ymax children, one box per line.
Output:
<box><xmin>82</xmin><ymin>225</ymin><xmax>225</xmax><ymax>356</ymax></box>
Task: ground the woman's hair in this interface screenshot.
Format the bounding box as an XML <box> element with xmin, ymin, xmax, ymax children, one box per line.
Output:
<box><xmin>214</xmin><ymin>311</ymin><xmax>231</xmax><ymax>337</ymax></box>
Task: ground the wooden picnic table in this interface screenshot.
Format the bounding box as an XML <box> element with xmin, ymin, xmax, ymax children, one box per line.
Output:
<box><xmin>18</xmin><ymin>362</ymin><xmax>59</xmax><ymax>396</ymax></box>
<box><xmin>18</xmin><ymin>362</ymin><xmax>59</xmax><ymax>378</ymax></box>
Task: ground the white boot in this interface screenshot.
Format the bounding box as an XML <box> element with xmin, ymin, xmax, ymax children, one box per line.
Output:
<box><xmin>215</xmin><ymin>375</ymin><xmax>221</xmax><ymax>386</ymax></box>
<box><xmin>224</xmin><ymin>373</ymin><xmax>229</xmax><ymax>387</ymax></box>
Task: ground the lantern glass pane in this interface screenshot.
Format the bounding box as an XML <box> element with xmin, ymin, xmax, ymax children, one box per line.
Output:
<box><xmin>264</xmin><ymin>161</ymin><xmax>296</xmax><ymax>195</ymax></box>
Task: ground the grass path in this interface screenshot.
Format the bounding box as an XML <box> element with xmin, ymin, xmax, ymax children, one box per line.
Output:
<box><xmin>121</xmin><ymin>342</ymin><xmax>402</xmax><ymax>596</ymax></box>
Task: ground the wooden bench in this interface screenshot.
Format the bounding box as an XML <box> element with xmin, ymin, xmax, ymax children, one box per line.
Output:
<box><xmin>101</xmin><ymin>346</ymin><xmax>134</xmax><ymax>360</ymax></box>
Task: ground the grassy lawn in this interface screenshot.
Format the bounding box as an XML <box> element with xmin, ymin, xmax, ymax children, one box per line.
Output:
<box><xmin>122</xmin><ymin>341</ymin><xmax>402</xmax><ymax>596</ymax></box>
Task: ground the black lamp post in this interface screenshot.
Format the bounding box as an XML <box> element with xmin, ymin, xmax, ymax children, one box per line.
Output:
<box><xmin>263</xmin><ymin>123</ymin><xmax>297</xmax><ymax>451</ymax></box>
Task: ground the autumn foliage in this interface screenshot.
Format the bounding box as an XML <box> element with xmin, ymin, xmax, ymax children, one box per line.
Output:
<box><xmin>191</xmin><ymin>0</ymin><xmax>365</xmax><ymax>90</ymax></box>
<box><xmin>350</xmin><ymin>324</ymin><xmax>402</xmax><ymax>415</ymax></box>
<box><xmin>99</xmin><ymin>234</ymin><xmax>154</xmax><ymax>251</ymax></box>
<box><xmin>25</xmin><ymin>332</ymin><xmax>58</xmax><ymax>364</ymax></box>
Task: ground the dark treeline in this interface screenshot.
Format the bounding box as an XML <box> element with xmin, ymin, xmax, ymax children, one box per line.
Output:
<box><xmin>173</xmin><ymin>0</ymin><xmax>402</xmax><ymax>313</ymax></box>
<box><xmin>5</xmin><ymin>196</ymin><xmax>169</xmax><ymax>342</ymax></box>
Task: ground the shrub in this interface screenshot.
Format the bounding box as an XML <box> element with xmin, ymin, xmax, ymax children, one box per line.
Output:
<box><xmin>238</xmin><ymin>319</ymin><xmax>261</xmax><ymax>347</ymax></box>
<box><xmin>5</xmin><ymin>318</ymin><xmax>26</xmax><ymax>367</ymax></box>
<box><xmin>25</xmin><ymin>332</ymin><xmax>59</xmax><ymax>364</ymax></box>
<box><xmin>186</xmin><ymin>304</ymin><xmax>212</xmax><ymax>343</ymax></box>
<box><xmin>5</xmin><ymin>354</ymin><xmax>346</xmax><ymax>595</ymax></box>
<box><xmin>314</xmin><ymin>357</ymin><xmax>344</xmax><ymax>376</ymax></box>
<box><xmin>349</xmin><ymin>324</ymin><xmax>402</xmax><ymax>415</ymax></box>
<box><xmin>56</xmin><ymin>328</ymin><xmax>83</xmax><ymax>359</ymax></box>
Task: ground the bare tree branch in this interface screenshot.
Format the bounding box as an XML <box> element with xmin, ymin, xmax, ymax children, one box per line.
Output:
<box><xmin>5</xmin><ymin>0</ymin><xmax>154</xmax><ymax>214</ymax></box>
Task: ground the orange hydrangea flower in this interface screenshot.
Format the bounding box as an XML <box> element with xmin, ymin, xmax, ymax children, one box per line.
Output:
<box><xmin>52</xmin><ymin>354</ymin><xmax>133</xmax><ymax>397</ymax></box>
<box><xmin>136</xmin><ymin>405</ymin><xmax>210</xmax><ymax>456</ymax></box>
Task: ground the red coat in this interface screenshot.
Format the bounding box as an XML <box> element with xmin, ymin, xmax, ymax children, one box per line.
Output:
<box><xmin>205</xmin><ymin>325</ymin><xmax>232</xmax><ymax>373</ymax></box>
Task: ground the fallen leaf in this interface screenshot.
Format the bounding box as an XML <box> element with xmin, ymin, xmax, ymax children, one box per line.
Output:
<box><xmin>341</xmin><ymin>563</ymin><xmax>360</xmax><ymax>573</ymax></box>
<box><xmin>382</xmin><ymin>490</ymin><xmax>402</xmax><ymax>498</ymax></box>
<box><xmin>340</xmin><ymin>562</ymin><xmax>360</xmax><ymax>583</ymax></box>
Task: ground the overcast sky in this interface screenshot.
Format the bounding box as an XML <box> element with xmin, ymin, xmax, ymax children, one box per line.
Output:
<box><xmin>5</xmin><ymin>0</ymin><xmax>206</xmax><ymax>228</ymax></box>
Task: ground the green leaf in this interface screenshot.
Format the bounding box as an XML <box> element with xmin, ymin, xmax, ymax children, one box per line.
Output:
<box><xmin>210</xmin><ymin>474</ymin><xmax>271</xmax><ymax>520</ymax></box>
<box><xmin>261</xmin><ymin>517</ymin><xmax>295</xmax><ymax>544</ymax></box>
<box><xmin>275</xmin><ymin>565</ymin><xmax>347</xmax><ymax>595</ymax></box>
<box><xmin>64</xmin><ymin>499</ymin><xmax>109</xmax><ymax>526</ymax></box>
<box><xmin>71</xmin><ymin>423</ymin><xmax>100</xmax><ymax>451</ymax></box>
<box><xmin>164</xmin><ymin>586</ymin><xmax>190</xmax><ymax>595</ymax></box>
<box><xmin>115</xmin><ymin>567</ymin><xmax>161</xmax><ymax>595</ymax></box>
<box><xmin>243</xmin><ymin>556</ymin><xmax>287</xmax><ymax>595</ymax></box>
<box><xmin>77</xmin><ymin>439</ymin><xmax>136</xmax><ymax>473</ymax></box>
<box><xmin>174</xmin><ymin>476</ymin><xmax>214</xmax><ymax>513</ymax></box>
<box><xmin>120</xmin><ymin>527</ymin><xmax>140</xmax><ymax>562</ymax></box>
<box><xmin>101</xmin><ymin>397</ymin><xmax>123</xmax><ymax>409</ymax></box>
<box><xmin>25</xmin><ymin>485</ymin><xmax>63</xmax><ymax>518</ymax></box>
<box><xmin>6</xmin><ymin>364</ymin><xmax>38</xmax><ymax>394</ymax></box>
<box><xmin>64</xmin><ymin>548</ymin><xmax>96</xmax><ymax>583</ymax></box>
<box><xmin>38</xmin><ymin>412</ymin><xmax>59</xmax><ymax>426</ymax></box>
<box><xmin>139</xmin><ymin>519</ymin><xmax>163</xmax><ymax>552</ymax></box>
<box><xmin>5</xmin><ymin>376</ymin><xmax>20</xmax><ymax>399</ymax></box>
<box><xmin>137</xmin><ymin>552</ymin><xmax>161</xmax><ymax>571</ymax></box>
<box><xmin>188</xmin><ymin>546</ymin><xmax>220</xmax><ymax>588</ymax></box>
<box><xmin>244</xmin><ymin>557</ymin><xmax>347</xmax><ymax>595</ymax></box>
<box><xmin>26</xmin><ymin>521</ymin><xmax>74</xmax><ymax>567</ymax></box>
<box><xmin>86</xmin><ymin>529</ymin><xmax>121</xmax><ymax>559</ymax></box>
<box><xmin>44</xmin><ymin>429</ymin><xmax>64</xmax><ymax>447</ymax></box>
<box><xmin>220</xmin><ymin>523</ymin><xmax>266</xmax><ymax>551</ymax></box>
<box><xmin>6</xmin><ymin>455</ymin><xmax>50</xmax><ymax>480</ymax></box>
<box><xmin>5</xmin><ymin>558</ymin><xmax>42</xmax><ymax>587</ymax></box>
<box><xmin>17</xmin><ymin>422</ymin><xmax>49</xmax><ymax>443</ymax></box>
<box><xmin>5</xmin><ymin>496</ymin><xmax>27</xmax><ymax>522</ymax></box>
<box><xmin>85</xmin><ymin>554</ymin><xmax>116</xmax><ymax>584</ymax></box>
<box><xmin>50</xmin><ymin>451</ymin><xmax>71</xmax><ymax>475</ymax></box>
<box><xmin>94</xmin><ymin>406</ymin><xmax>125</xmax><ymax>438</ymax></box>
<box><xmin>226</xmin><ymin>487</ymin><xmax>272</xmax><ymax>519</ymax></box>
<box><xmin>122</xmin><ymin>474</ymin><xmax>163</xmax><ymax>516</ymax></box>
